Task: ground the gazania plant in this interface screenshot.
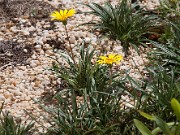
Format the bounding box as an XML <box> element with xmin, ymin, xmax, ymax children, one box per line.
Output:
<box><xmin>38</xmin><ymin>44</ymin><xmax>133</xmax><ymax>134</ymax></box>
<box><xmin>83</xmin><ymin>0</ymin><xmax>157</xmax><ymax>56</ymax></box>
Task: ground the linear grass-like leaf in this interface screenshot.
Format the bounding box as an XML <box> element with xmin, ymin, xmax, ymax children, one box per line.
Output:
<box><xmin>149</xmin><ymin>40</ymin><xmax>178</xmax><ymax>57</ymax></box>
<box><xmin>134</xmin><ymin>119</ymin><xmax>153</xmax><ymax>135</ymax></box>
<box><xmin>153</xmin><ymin>116</ymin><xmax>172</xmax><ymax>135</ymax></box>
<box><xmin>139</xmin><ymin>111</ymin><xmax>155</xmax><ymax>120</ymax></box>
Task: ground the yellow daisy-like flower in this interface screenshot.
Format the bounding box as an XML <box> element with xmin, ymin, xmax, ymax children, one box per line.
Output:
<box><xmin>50</xmin><ymin>9</ymin><xmax>75</xmax><ymax>23</ymax></box>
<box><xmin>97</xmin><ymin>54</ymin><xmax>123</xmax><ymax>65</ymax></box>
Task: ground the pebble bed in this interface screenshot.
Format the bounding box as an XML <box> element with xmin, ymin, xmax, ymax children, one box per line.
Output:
<box><xmin>0</xmin><ymin>0</ymin><xmax>159</xmax><ymax>133</ymax></box>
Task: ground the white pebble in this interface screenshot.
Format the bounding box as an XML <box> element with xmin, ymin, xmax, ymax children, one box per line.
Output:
<box><xmin>46</xmin><ymin>50</ymin><xmax>54</xmax><ymax>56</ymax></box>
<box><xmin>69</xmin><ymin>36</ymin><xmax>76</xmax><ymax>44</ymax></box>
<box><xmin>0</xmin><ymin>96</ymin><xmax>5</xmax><ymax>101</ymax></box>
<box><xmin>85</xmin><ymin>37</ymin><xmax>91</xmax><ymax>44</ymax></box>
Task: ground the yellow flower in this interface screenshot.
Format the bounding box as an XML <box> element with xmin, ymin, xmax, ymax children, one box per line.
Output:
<box><xmin>97</xmin><ymin>54</ymin><xmax>123</xmax><ymax>65</ymax></box>
<box><xmin>50</xmin><ymin>9</ymin><xmax>75</xmax><ymax>23</ymax></box>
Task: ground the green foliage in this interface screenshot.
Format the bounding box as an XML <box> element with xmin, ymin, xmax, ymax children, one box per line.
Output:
<box><xmin>36</xmin><ymin>2</ymin><xmax>180</xmax><ymax>134</ymax></box>
<box><xmin>159</xmin><ymin>0</ymin><xmax>180</xmax><ymax>19</ymax></box>
<box><xmin>148</xmin><ymin>20</ymin><xmax>180</xmax><ymax>78</ymax></box>
<box><xmin>135</xmin><ymin>66</ymin><xmax>180</xmax><ymax>119</ymax></box>
<box><xmin>51</xmin><ymin>43</ymin><xmax>111</xmax><ymax>95</ymax></box>
<box><xmin>0</xmin><ymin>104</ymin><xmax>34</xmax><ymax>135</ymax></box>
<box><xmin>40</xmin><ymin>43</ymin><xmax>140</xmax><ymax>135</ymax></box>
<box><xmin>42</xmin><ymin>85</ymin><xmax>130</xmax><ymax>135</ymax></box>
<box><xmin>83</xmin><ymin>0</ymin><xmax>157</xmax><ymax>56</ymax></box>
<box><xmin>149</xmin><ymin>40</ymin><xmax>180</xmax><ymax>70</ymax></box>
<box><xmin>134</xmin><ymin>98</ymin><xmax>180</xmax><ymax>135</ymax></box>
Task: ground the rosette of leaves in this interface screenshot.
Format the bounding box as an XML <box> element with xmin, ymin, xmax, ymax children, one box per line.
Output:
<box><xmin>39</xmin><ymin>43</ymin><xmax>142</xmax><ymax>134</ymax></box>
<box><xmin>51</xmin><ymin>43</ymin><xmax>120</xmax><ymax>95</ymax></box>
<box><xmin>83</xmin><ymin>0</ymin><xmax>157</xmax><ymax>56</ymax></box>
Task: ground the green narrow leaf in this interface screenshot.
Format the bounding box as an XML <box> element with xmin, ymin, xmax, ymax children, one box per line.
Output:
<box><xmin>175</xmin><ymin>123</ymin><xmax>180</xmax><ymax>135</ymax></box>
<box><xmin>149</xmin><ymin>40</ymin><xmax>178</xmax><ymax>57</ymax></box>
<box><xmin>139</xmin><ymin>111</ymin><xmax>155</xmax><ymax>120</ymax></box>
<box><xmin>134</xmin><ymin>119</ymin><xmax>153</xmax><ymax>135</ymax></box>
<box><xmin>152</xmin><ymin>122</ymin><xmax>175</xmax><ymax>134</ymax></box>
<box><xmin>154</xmin><ymin>116</ymin><xmax>172</xmax><ymax>135</ymax></box>
<box><xmin>171</xmin><ymin>98</ymin><xmax>180</xmax><ymax>121</ymax></box>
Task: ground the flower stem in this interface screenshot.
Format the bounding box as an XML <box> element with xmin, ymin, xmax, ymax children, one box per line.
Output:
<box><xmin>109</xmin><ymin>65</ymin><xmax>113</xmax><ymax>85</ymax></box>
<box><xmin>64</xmin><ymin>24</ymin><xmax>76</xmax><ymax>64</ymax></box>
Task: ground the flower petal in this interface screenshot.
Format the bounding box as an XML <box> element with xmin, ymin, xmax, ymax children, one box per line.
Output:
<box><xmin>108</xmin><ymin>54</ymin><xmax>116</xmax><ymax>59</ymax></box>
<box><xmin>50</xmin><ymin>11</ymin><xmax>60</xmax><ymax>20</ymax></box>
<box><xmin>99</xmin><ymin>56</ymin><xmax>107</xmax><ymax>60</ymax></box>
<box><xmin>67</xmin><ymin>9</ymin><xmax>76</xmax><ymax>17</ymax></box>
<box><xmin>115</xmin><ymin>55</ymin><xmax>123</xmax><ymax>61</ymax></box>
<box><xmin>97</xmin><ymin>60</ymin><xmax>104</xmax><ymax>64</ymax></box>
<box><xmin>97</xmin><ymin>53</ymin><xmax>123</xmax><ymax>65</ymax></box>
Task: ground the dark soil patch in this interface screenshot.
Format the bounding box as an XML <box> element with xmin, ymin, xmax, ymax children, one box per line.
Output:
<box><xmin>0</xmin><ymin>41</ymin><xmax>33</xmax><ymax>68</ymax></box>
<box><xmin>46</xmin><ymin>38</ymin><xmax>65</xmax><ymax>50</ymax></box>
<box><xmin>0</xmin><ymin>0</ymin><xmax>60</xmax><ymax>24</ymax></box>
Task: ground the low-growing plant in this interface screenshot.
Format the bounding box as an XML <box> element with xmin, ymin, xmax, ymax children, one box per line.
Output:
<box><xmin>0</xmin><ymin>103</ymin><xmax>34</xmax><ymax>135</ymax></box>
<box><xmin>51</xmin><ymin>43</ymin><xmax>110</xmax><ymax>95</ymax></box>
<box><xmin>148</xmin><ymin>19</ymin><xmax>180</xmax><ymax>78</ymax></box>
<box><xmin>42</xmin><ymin>84</ymin><xmax>130</xmax><ymax>135</ymax></box>
<box><xmin>126</xmin><ymin>64</ymin><xmax>180</xmax><ymax>122</ymax></box>
<box><xmin>83</xmin><ymin>0</ymin><xmax>157</xmax><ymax>56</ymax></box>
<box><xmin>134</xmin><ymin>98</ymin><xmax>180</xmax><ymax>135</ymax></box>
<box><xmin>37</xmin><ymin>42</ymin><xmax>144</xmax><ymax>135</ymax></box>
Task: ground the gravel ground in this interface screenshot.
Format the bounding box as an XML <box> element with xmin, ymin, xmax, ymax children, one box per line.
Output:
<box><xmin>0</xmin><ymin>0</ymin><xmax>159</xmax><ymax>133</ymax></box>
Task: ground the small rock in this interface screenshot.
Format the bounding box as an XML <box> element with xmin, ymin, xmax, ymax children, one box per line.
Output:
<box><xmin>28</xmin><ymin>26</ymin><xmax>36</xmax><ymax>32</ymax></box>
<box><xmin>12</xmin><ymin>90</ymin><xmax>22</xmax><ymax>96</ymax></box>
<box><xmin>34</xmin><ymin>45</ymin><xmax>42</xmax><ymax>50</ymax></box>
<box><xmin>0</xmin><ymin>96</ymin><xmax>5</xmax><ymax>101</ymax></box>
<box><xmin>14</xmin><ymin>71</ymin><xmax>24</xmax><ymax>78</ymax></box>
<box><xmin>46</xmin><ymin>50</ymin><xmax>54</xmax><ymax>56</ymax></box>
<box><xmin>42</xmin><ymin>37</ymin><xmax>47</xmax><ymax>43</ymax></box>
<box><xmin>10</xmin><ymin>26</ymin><xmax>20</xmax><ymax>33</ymax></box>
<box><xmin>78</xmin><ymin>31</ymin><xmax>83</xmax><ymax>38</ymax></box>
<box><xmin>35</xmin><ymin>37</ymin><xmax>44</xmax><ymax>45</ymax></box>
<box><xmin>5</xmin><ymin>98</ymin><xmax>11</xmax><ymax>104</ymax></box>
<box><xmin>43</xmin><ymin>30</ymin><xmax>49</xmax><ymax>37</ymax></box>
<box><xmin>30</xmin><ymin>61</ymin><xmax>37</xmax><ymax>68</ymax></box>
<box><xmin>69</xmin><ymin>36</ymin><xmax>76</xmax><ymax>44</ymax></box>
<box><xmin>23</xmin><ymin>49</ymin><xmax>28</xmax><ymax>53</ymax></box>
<box><xmin>19</xmin><ymin>19</ymin><xmax>27</xmax><ymax>23</ymax></box>
<box><xmin>17</xmin><ymin>39</ymin><xmax>23</xmax><ymax>43</ymax></box>
<box><xmin>85</xmin><ymin>37</ymin><xmax>91</xmax><ymax>44</ymax></box>
<box><xmin>43</xmin><ymin>44</ymin><xmax>52</xmax><ymax>50</ymax></box>
<box><xmin>20</xmin><ymin>30</ymin><xmax>30</xmax><ymax>36</ymax></box>
<box><xmin>125</xmin><ymin>103</ymin><xmax>134</xmax><ymax>108</ymax></box>
<box><xmin>4</xmin><ymin>92</ymin><xmax>12</xmax><ymax>99</ymax></box>
<box><xmin>137</xmin><ymin>59</ymin><xmax>144</xmax><ymax>65</ymax></box>
<box><xmin>0</xmin><ymin>27</ymin><xmax>6</xmax><ymax>32</ymax></box>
